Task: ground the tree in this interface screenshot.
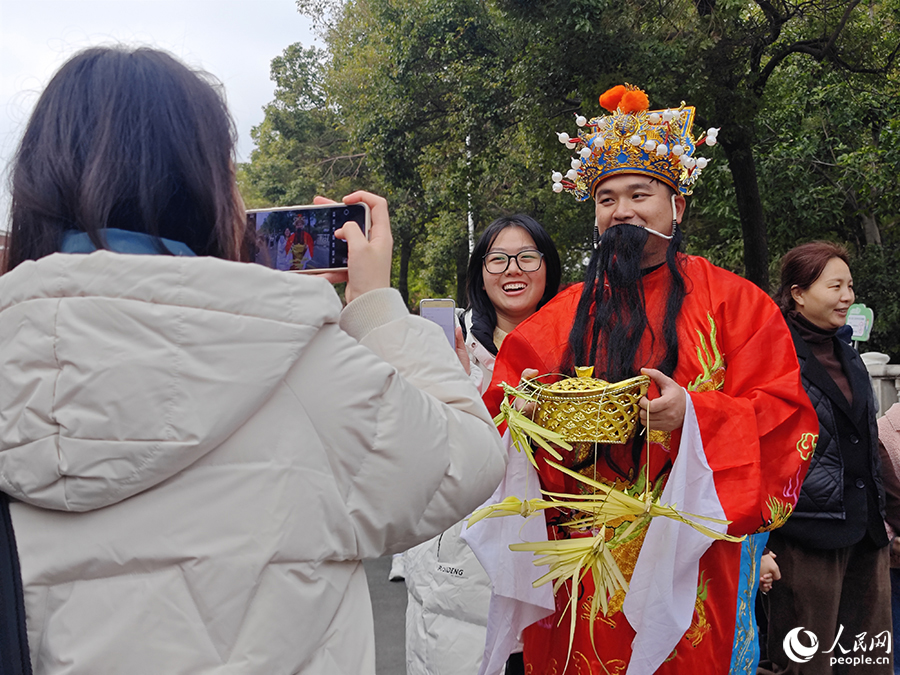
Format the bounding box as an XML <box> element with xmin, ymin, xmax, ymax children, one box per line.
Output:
<box><xmin>257</xmin><ymin>0</ymin><xmax>900</xmax><ymax>339</ymax></box>
<box><xmin>239</xmin><ymin>43</ymin><xmax>368</xmax><ymax>207</ymax></box>
<box><xmin>316</xmin><ymin>0</ymin><xmax>573</xmax><ymax>304</ymax></box>
<box><xmin>688</xmin><ymin>63</ymin><xmax>900</xmax><ymax>358</ymax></box>
<box><xmin>491</xmin><ymin>0</ymin><xmax>900</xmax><ymax>289</ymax></box>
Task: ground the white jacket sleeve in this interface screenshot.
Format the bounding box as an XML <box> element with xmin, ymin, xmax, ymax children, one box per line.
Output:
<box><xmin>288</xmin><ymin>288</ymin><xmax>506</xmax><ymax>559</ymax></box>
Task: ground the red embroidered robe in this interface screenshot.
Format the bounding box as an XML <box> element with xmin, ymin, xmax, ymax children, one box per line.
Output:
<box><xmin>483</xmin><ymin>255</ymin><xmax>818</xmax><ymax>674</ymax></box>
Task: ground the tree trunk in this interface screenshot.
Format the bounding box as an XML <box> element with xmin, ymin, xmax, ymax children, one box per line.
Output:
<box><xmin>861</xmin><ymin>207</ymin><xmax>882</xmax><ymax>246</ymax></box>
<box><xmin>720</xmin><ymin>134</ymin><xmax>770</xmax><ymax>291</ymax></box>
<box><xmin>844</xmin><ymin>188</ymin><xmax>882</xmax><ymax>247</ymax></box>
<box><xmin>455</xmin><ymin>232</ymin><xmax>468</xmax><ymax>308</ymax></box>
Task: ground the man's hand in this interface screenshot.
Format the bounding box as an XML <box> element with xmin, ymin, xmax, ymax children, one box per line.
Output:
<box><xmin>639</xmin><ymin>367</ymin><xmax>686</xmax><ymax>432</ymax></box>
<box><xmin>514</xmin><ymin>368</ymin><xmax>540</xmax><ymax>415</ymax></box>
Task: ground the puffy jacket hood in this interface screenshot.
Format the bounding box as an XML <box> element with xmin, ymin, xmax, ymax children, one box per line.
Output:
<box><xmin>0</xmin><ymin>251</ymin><xmax>341</xmax><ymax>512</ymax></box>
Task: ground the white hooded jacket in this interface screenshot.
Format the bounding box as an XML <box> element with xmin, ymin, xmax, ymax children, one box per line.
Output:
<box><xmin>404</xmin><ymin>308</ymin><xmax>498</xmax><ymax>675</ymax></box>
<box><xmin>0</xmin><ymin>251</ymin><xmax>506</xmax><ymax>675</ymax></box>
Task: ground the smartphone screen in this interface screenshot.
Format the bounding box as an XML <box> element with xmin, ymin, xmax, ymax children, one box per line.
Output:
<box><xmin>246</xmin><ymin>203</ymin><xmax>369</xmax><ymax>272</ymax></box>
<box><xmin>419</xmin><ymin>299</ymin><xmax>456</xmax><ymax>347</ymax></box>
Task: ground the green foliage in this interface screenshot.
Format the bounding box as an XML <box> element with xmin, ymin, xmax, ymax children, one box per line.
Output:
<box><xmin>684</xmin><ymin>162</ymin><xmax>744</xmax><ymax>273</ymax></box>
<box><xmin>752</xmin><ymin>62</ymin><xmax>900</xmax><ymax>248</ymax></box>
<box><xmin>689</xmin><ymin>57</ymin><xmax>900</xmax><ymax>360</ymax></box>
<box><xmin>317</xmin><ymin>0</ymin><xmax>602</xmax><ymax>303</ymax></box>
<box><xmin>240</xmin><ymin>43</ymin><xmax>369</xmax><ymax>207</ymax></box>
<box><xmin>239</xmin><ymin>0</ymin><xmax>900</xmax><ymax>338</ymax></box>
<box><xmin>854</xmin><ymin>235</ymin><xmax>900</xmax><ymax>361</ymax></box>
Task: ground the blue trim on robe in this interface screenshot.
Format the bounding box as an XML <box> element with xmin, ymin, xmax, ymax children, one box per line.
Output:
<box><xmin>729</xmin><ymin>532</ymin><xmax>768</xmax><ymax>673</ymax></box>
<box><xmin>61</xmin><ymin>229</ymin><xmax>196</xmax><ymax>257</ymax></box>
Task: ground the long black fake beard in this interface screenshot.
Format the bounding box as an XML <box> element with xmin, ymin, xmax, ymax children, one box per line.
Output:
<box><xmin>559</xmin><ymin>223</ymin><xmax>686</xmax><ymax>479</ymax></box>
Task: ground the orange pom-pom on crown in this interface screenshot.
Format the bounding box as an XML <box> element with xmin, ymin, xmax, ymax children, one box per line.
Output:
<box><xmin>599</xmin><ymin>85</ymin><xmax>626</xmax><ymax>112</ymax></box>
<box><xmin>620</xmin><ymin>90</ymin><xmax>650</xmax><ymax>114</ymax></box>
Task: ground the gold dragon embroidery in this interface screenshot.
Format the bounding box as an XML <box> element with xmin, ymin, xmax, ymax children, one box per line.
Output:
<box><xmin>648</xmin><ymin>313</ymin><xmax>725</xmax><ymax>447</ymax></box>
<box><xmin>755</xmin><ymin>495</ymin><xmax>794</xmax><ymax>533</ymax></box>
<box><xmin>689</xmin><ymin>313</ymin><xmax>726</xmax><ymax>393</ymax></box>
<box><xmin>684</xmin><ymin>571</ymin><xmax>712</xmax><ymax>647</ymax></box>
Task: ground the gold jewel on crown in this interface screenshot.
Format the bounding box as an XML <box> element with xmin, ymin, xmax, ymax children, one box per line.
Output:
<box><xmin>551</xmin><ymin>84</ymin><xmax>719</xmax><ymax>201</ymax></box>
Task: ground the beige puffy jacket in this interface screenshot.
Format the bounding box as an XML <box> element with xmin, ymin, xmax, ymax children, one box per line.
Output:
<box><xmin>0</xmin><ymin>251</ymin><xmax>506</xmax><ymax>675</ymax></box>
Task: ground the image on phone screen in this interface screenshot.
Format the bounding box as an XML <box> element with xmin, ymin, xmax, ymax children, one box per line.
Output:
<box><xmin>247</xmin><ymin>204</ymin><xmax>368</xmax><ymax>272</ymax></box>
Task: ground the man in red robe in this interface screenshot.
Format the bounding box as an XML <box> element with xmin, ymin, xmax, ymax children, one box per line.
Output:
<box><xmin>472</xmin><ymin>85</ymin><xmax>818</xmax><ymax>675</ymax></box>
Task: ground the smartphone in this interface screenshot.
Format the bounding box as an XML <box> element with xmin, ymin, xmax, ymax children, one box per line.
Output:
<box><xmin>419</xmin><ymin>299</ymin><xmax>457</xmax><ymax>347</ymax></box>
<box><xmin>246</xmin><ymin>203</ymin><xmax>370</xmax><ymax>273</ymax></box>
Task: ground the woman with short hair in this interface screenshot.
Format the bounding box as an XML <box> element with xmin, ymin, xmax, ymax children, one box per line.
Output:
<box><xmin>760</xmin><ymin>241</ymin><xmax>900</xmax><ymax>674</ymax></box>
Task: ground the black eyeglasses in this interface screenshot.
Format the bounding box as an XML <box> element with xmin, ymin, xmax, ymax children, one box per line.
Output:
<box><xmin>482</xmin><ymin>249</ymin><xmax>545</xmax><ymax>274</ymax></box>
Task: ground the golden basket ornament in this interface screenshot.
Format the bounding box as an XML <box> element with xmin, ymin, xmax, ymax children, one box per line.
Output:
<box><xmin>520</xmin><ymin>367</ymin><xmax>650</xmax><ymax>444</ymax></box>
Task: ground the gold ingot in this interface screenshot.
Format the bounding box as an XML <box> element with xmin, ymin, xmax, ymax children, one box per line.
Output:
<box><xmin>520</xmin><ymin>369</ymin><xmax>650</xmax><ymax>444</ymax></box>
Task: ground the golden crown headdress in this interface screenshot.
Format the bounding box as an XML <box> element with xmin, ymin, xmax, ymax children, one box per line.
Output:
<box><xmin>551</xmin><ymin>84</ymin><xmax>719</xmax><ymax>200</ymax></box>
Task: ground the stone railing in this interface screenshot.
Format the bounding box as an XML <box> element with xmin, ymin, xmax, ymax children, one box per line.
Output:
<box><xmin>864</xmin><ymin>362</ymin><xmax>900</xmax><ymax>418</ymax></box>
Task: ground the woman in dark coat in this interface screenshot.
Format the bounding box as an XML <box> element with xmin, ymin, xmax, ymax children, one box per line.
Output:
<box><xmin>760</xmin><ymin>241</ymin><xmax>900</xmax><ymax>674</ymax></box>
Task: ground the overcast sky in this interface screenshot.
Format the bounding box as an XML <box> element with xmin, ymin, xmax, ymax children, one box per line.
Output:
<box><xmin>0</xmin><ymin>0</ymin><xmax>318</xmax><ymax>224</ymax></box>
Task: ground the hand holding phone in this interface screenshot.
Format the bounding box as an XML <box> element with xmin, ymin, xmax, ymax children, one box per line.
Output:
<box><xmin>315</xmin><ymin>191</ymin><xmax>393</xmax><ymax>302</ymax></box>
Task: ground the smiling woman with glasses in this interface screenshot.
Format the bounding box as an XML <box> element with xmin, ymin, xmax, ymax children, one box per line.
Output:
<box><xmin>403</xmin><ymin>214</ymin><xmax>560</xmax><ymax>675</ymax></box>
<box><xmin>470</xmin><ymin>215</ymin><xmax>561</xmax><ymax>339</ymax></box>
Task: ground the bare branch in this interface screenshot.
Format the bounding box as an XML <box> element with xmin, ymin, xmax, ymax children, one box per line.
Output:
<box><xmin>828</xmin><ymin>39</ymin><xmax>900</xmax><ymax>74</ymax></box>
<box><xmin>755</xmin><ymin>0</ymin><xmax>787</xmax><ymax>28</ymax></box>
<box><xmin>822</xmin><ymin>0</ymin><xmax>863</xmax><ymax>57</ymax></box>
<box><xmin>754</xmin><ymin>0</ymin><xmax>896</xmax><ymax>91</ymax></box>
<box><xmin>748</xmin><ymin>0</ymin><xmax>799</xmax><ymax>78</ymax></box>
<box><xmin>314</xmin><ymin>152</ymin><xmax>367</xmax><ymax>168</ymax></box>
<box><xmin>809</xmin><ymin>160</ymin><xmax>860</xmax><ymax>211</ymax></box>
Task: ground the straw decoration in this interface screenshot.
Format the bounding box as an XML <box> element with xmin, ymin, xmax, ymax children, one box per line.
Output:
<box><xmin>493</xmin><ymin>381</ymin><xmax>572</xmax><ymax>468</ymax></box>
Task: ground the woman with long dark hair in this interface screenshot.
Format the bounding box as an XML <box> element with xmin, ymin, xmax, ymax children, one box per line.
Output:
<box><xmin>760</xmin><ymin>241</ymin><xmax>900</xmax><ymax>674</ymax></box>
<box><xmin>404</xmin><ymin>215</ymin><xmax>560</xmax><ymax>675</ymax></box>
<box><xmin>459</xmin><ymin>214</ymin><xmax>562</xmax><ymax>391</ymax></box>
<box><xmin>0</xmin><ymin>46</ymin><xmax>505</xmax><ymax>675</ymax></box>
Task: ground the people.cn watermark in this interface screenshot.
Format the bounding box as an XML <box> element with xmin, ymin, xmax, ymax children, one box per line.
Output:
<box><xmin>784</xmin><ymin>625</ymin><xmax>891</xmax><ymax>667</ymax></box>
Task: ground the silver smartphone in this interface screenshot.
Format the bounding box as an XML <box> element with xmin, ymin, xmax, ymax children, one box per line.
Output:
<box><xmin>246</xmin><ymin>203</ymin><xmax>371</xmax><ymax>273</ymax></box>
<box><xmin>419</xmin><ymin>298</ymin><xmax>457</xmax><ymax>347</ymax></box>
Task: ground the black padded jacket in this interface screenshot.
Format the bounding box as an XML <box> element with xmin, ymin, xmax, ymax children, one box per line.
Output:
<box><xmin>777</xmin><ymin>321</ymin><xmax>888</xmax><ymax>549</ymax></box>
